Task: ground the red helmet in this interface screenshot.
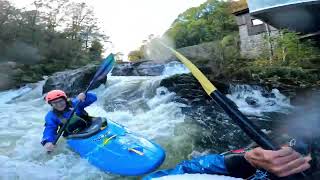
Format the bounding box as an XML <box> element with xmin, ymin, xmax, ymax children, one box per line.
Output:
<box><xmin>45</xmin><ymin>90</ymin><xmax>67</xmax><ymax>103</ymax></box>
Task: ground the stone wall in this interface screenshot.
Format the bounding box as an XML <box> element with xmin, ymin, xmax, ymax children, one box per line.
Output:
<box><xmin>236</xmin><ymin>12</ymin><xmax>279</xmax><ymax>59</ymax></box>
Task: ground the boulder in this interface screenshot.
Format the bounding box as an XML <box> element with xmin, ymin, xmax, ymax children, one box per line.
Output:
<box><xmin>43</xmin><ymin>64</ymin><xmax>106</xmax><ymax>97</ymax></box>
<box><xmin>111</xmin><ymin>60</ymin><xmax>165</xmax><ymax>76</ymax></box>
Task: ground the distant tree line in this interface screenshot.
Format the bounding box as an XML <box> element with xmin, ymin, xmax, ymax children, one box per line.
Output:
<box><xmin>0</xmin><ymin>0</ymin><xmax>108</xmax><ymax>89</ymax></box>
<box><xmin>128</xmin><ymin>0</ymin><xmax>238</xmax><ymax>61</ymax></box>
<box><xmin>164</xmin><ymin>0</ymin><xmax>237</xmax><ymax>48</ymax></box>
<box><xmin>127</xmin><ymin>0</ymin><xmax>320</xmax><ymax>87</ymax></box>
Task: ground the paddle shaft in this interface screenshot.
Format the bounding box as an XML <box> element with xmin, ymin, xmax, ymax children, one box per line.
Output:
<box><xmin>52</xmin><ymin>54</ymin><xmax>115</xmax><ymax>145</ymax></box>
<box><xmin>210</xmin><ymin>85</ymin><xmax>306</xmax><ymax>178</ymax></box>
<box><xmin>159</xmin><ymin>41</ymin><xmax>277</xmax><ymax>149</ymax></box>
<box><xmin>211</xmin><ymin>90</ymin><xmax>278</xmax><ymax>150</ymax></box>
<box><xmin>158</xmin><ymin>41</ymin><xmax>306</xmax><ymax>178</ymax></box>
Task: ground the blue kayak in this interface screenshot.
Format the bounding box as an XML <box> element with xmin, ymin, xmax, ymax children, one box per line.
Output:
<box><xmin>66</xmin><ymin>117</ymin><xmax>165</xmax><ymax>176</ymax></box>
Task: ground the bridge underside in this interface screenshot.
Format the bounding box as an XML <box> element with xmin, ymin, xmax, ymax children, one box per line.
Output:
<box><xmin>250</xmin><ymin>1</ymin><xmax>320</xmax><ymax>34</ymax></box>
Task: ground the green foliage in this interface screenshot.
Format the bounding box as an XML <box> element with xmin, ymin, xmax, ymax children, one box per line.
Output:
<box><xmin>250</xmin><ymin>66</ymin><xmax>319</xmax><ymax>85</ymax></box>
<box><xmin>89</xmin><ymin>40</ymin><xmax>103</xmax><ymax>61</ymax></box>
<box><xmin>159</xmin><ymin>0</ymin><xmax>320</xmax><ymax>87</ymax></box>
<box><xmin>230</xmin><ymin>0</ymin><xmax>247</xmax><ymax>13</ymax></box>
<box><xmin>241</xmin><ymin>31</ymin><xmax>320</xmax><ymax>86</ymax></box>
<box><xmin>128</xmin><ymin>50</ymin><xmax>144</xmax><ymax>62</ymax></box>
<box><xmin>220</xmin><ymin>33</ymin><xmax>240</xmax><ymax>61</ymax></box>
<box><xmin>0</xmin><ymin>0</ymin><xmax>108</xmax><ymax>89</ymax></box>
<box><xmin>259</xmin><ymin>31</ymin><xmax>320</xmax><ymax>66</ymax></box>
<box><xmin>165</xmin><ymin>0</ymin><xmax>237</xmax><ymax>48</ymax></box>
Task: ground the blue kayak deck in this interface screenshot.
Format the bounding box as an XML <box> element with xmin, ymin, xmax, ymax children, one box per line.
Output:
<box><xmin>67</xmin><ymin>117</ymin><xmax>165</xmax><ymax>176</ymax></box>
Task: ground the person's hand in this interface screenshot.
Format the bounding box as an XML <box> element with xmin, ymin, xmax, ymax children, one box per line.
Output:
<box><xmin>44</xmin><ymin>142</ymin><xmax>55</xmax><ymax>152</ymax></box>
<box><xmin>244</xmin><ymin>147</ymin><xmax>311</xmax><ymax>177</ymax></box>
<box><xmin>77</xmin><ymin>93</ymin><xmax>86</xmax><ymax>102</ymax></box>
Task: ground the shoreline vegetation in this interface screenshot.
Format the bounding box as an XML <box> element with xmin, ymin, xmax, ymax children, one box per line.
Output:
<box><xmin>128</xmin><ymin>0</ymin><xmax>320</xmax><ymax>90</ymax></box>
<box><xmin>0</xmin><ymin>0</ymin><xmax>106</xmax><ymax>90</ymax></box>
<box><xmin>0</xmin><ymin>0</ymin><xmax>319</xmax><ymax>91</ymax></box>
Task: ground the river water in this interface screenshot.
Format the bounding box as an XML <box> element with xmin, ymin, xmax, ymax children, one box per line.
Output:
<box><xmin>0</xmin><ymin>62</ymin><xmax>292</xmax><ymax>180</ymax></box>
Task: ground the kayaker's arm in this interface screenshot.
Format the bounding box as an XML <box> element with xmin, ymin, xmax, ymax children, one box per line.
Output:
<box><xmin>41</xmin><ymin>113</ymin><xmax>59</xmax><ymax>146</ymax></box>
<box><xmin>144</xmin><ymin>153</ymin><xmax>257</xmax><ymax>180</ymax></box>
<box><xmin>244</xmin><ymin>147</ymin><xmax>311</xmax><ymax>178</ymax></box>
<box><xmin>72</xmin><ymin>92</ymin><xmax>97</xmax><ymax>111</ymax></box>
<box><xmin>143</xmin><ymin>154</ymin><xmax>229</xmax><ymax>179</ymax></box>
<box><xmin>224</xmin><ymin>153</ymin><xmax>257</xmax><ymax>178</ymax></box>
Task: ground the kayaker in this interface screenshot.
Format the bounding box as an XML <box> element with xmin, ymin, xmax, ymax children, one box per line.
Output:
<box><xmin>41</xmin><ymin>90</ymin><xmax>97</xmax><ymax>152</ymax></box>
<box><xmin>145</xmin><ymin>146</ymin><xmax>312</xmax><ymax>179</ymax></box>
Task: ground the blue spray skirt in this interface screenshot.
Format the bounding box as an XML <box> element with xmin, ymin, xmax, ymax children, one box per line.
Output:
<box><xmin>66</xmin><ymin>118</ymin><xmax>166</xmax><ymax>176</ymax></box>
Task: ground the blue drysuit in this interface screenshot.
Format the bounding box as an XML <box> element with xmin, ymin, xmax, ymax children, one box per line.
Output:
<box><xmin>144</xmin><ymin>153</ymin><xmax>258</xmax><ymax>179</ymax></box>
<box><xmin>41</xmin><ymin>92</ymin><xmax>97</xmax><ymax>145</ymax></box>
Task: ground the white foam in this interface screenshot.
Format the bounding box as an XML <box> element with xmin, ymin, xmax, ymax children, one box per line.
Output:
<box><xmin>227</xmin><ymin>85</ymin><xmax>292</xmax><ymax>117</ymax></box>
<box><xmin>0</xmin><ymin>74</ymin><xmax>292</xmax><ymax>179</ymax></box>
<box><xmin>161</xmin><ymin>61</ymin><xmax>190</xmax><ymax>76</ymax></box>
<box><xmin>0</xmin><ymin>75</ymin><xmax>190</xmax><ymax>179</ymax></box>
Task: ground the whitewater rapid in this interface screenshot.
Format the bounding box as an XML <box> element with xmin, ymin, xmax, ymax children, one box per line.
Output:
<box><xmin>0</xmin><ymin>62</ymin><xmax>292</xmax><ymax>180</ymax></box>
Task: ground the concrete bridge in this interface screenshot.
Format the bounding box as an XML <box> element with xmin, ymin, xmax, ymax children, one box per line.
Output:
<box><xmin>248</xmin><ymin>0</ymin><xmax>320</xmax><ymax>34</ymax></box>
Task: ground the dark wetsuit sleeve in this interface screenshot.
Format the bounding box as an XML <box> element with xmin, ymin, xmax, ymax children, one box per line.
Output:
<box><xmin>143</xmin><ymin>154</ymin><xmax>228</xmax><ymax>180</ymax></box>
<box><xmin>224</xmin><ymin>153</ymin><xmax>257</xmax><ymax>178</ymax></box>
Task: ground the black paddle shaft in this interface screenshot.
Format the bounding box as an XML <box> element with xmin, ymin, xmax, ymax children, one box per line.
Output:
<box><xmin>211</xmin><ymin>90</ymin><xmax>278</xmax><ymax>150</ymax></box>
<box><xmin>211</xmin><ymin>90</ymin><xmax>307</xmax><ymax>179</ymax></box>
<box><xmin>52</xmin><ymin>86</ymin><xmax>91</xmax><ymax>145</ymax></box>
<box><xmin>53</xmin><ymin>54</ymin><xmax>114</xmax><ymax>145</ymax></box>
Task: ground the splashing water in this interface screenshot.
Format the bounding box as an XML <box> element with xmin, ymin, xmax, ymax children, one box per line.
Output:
<box><xmin>0</xmin><ymin>65</ymin><xmax>197</xmax><ymax>180</ymax></box>
<box><xmin>227</xmin><ymin>85</ymin><xmax>292</xmax><ymax>117</ymax></box>
<box><xmin>161</xmin><ymin>61</ymin><xmax>190</xmax><ymax>77</ymax></box>
<box><xmin>0</xmin><ymin>64</ymin><xmax>293</xmax><ymax>180</ymax></box>
<box><xmin>144</xmin><ymin>36</ymin><xmax>175</xmax><ymax>63</ymax></box>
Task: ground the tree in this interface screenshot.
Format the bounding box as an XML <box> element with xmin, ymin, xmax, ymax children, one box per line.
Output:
<box><xmin>64</xmin><ymin>2</ymin><xmax>108</xmax><ymax>50</ymax></box>
<box><xmin>89</xmin><ymin>39</ymin><xmax>103</xmax><ymax>61</ymax></box>
<box><xmin>128</xmin><ymin>50</ymin><xmax>144</xmax><ymax>62</ymax></box>
<box><xmin>38</xmin><ymin>0</ymin><xmax>70</xmax><ymax>32</ymax></box>
<box><xmin>272</xmin><ymin>31</ymin><xmax>320</xmax><ymax>66</ymax></box>
<box><xmin>165</xmin><ymin>0</ymin><xmax>237</xmax><ymax>48</ymax></box>
<box><xmin>230</xmin><ymin>0</ymin><xmax>247</xmax><ymax>13</ymax></box>
<box><xmin>0</xmin><ymin>0</ymin><xmax>110</xmax><ymax>89</ymax></box>
<box><xmin>0</xmin><ymin>0</ymin><xmax>13</xmax><ymax>30</ymax></box>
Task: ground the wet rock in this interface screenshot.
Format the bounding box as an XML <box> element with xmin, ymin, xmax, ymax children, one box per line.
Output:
<box><xmin>136</xmin><ymin>62</ymin><xmax>165</xmax><ymax>76</ymax></box>
<box><xmin>160</xmin><ymin>73</ymin><xmax>229</xmax><ymax>103</ymax></box>
<box><xmin>261</xmin><ymin>91</ymin><xmax>276</xmax><ymax>98</ymax></box>
<box><xmin>42</xmin><ymin>64</ymin><xmax>107</xmax><ymax>96</ymax></box>
<box><xmin>245</xmin><ymin>96</ymin><xmax>259</xmax><ymax>106</ymax></box>
<box><xmin>160</xmin><ymin>73</ymin><xmax>253</xmax><ymax>151</ymax></box>
<box><xmin>111</xmin><ymin>60</ymin><xmax>165</xmax><ymax>76</ymax></box>
<box><xmin>111</xmin><ymin>63</ymin><xmax>136</xmax><ymax>76</ymax></box>
<box><xmin>159</xmin><ymin>73</ymin><xmax>284</xmax><ymax>152</ymax></box>
<box><xmin>266</xmin><ymin>99</ymin><xmax>276</xmax><ymax>106</ymax></box>
<box><xmin>185</xmin><ymin>107</ymin><xmax>253</xmax><ymax>153</ymax></box>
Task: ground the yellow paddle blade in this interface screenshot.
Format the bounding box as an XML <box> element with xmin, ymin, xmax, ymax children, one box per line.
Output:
<box><xmin>159</xmin><ymin>42</ymin><xmax>217</xmax><ymax>95</ymax></box>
